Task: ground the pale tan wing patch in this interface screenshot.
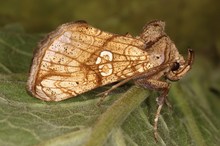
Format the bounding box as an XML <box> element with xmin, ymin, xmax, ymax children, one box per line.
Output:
<box><xmin>27</xmin><ymin>22</ymin><xmax>149</xmax><ymax>101</ymax></box>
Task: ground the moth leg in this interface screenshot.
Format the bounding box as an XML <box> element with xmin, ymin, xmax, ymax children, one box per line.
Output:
<box><xmin>97</xmin><ymin>64</ymin><xmax>170</xmax><ymax>100</ymax></box>
<box><xmin>97</xmin><ymin>77</ymin><xmax>133</xmax><ymax>105</ymax></box>
<box><xmin>135</xmin><ymin>78</ymin><xmax>170</xmax><ymax>141</ymax></box>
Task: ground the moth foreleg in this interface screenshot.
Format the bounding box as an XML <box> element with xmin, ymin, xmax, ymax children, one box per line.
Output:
<box><xmin>135</xmin><ymin>78</ymin><xmax>170</xmax><ymax>141</ymax></box>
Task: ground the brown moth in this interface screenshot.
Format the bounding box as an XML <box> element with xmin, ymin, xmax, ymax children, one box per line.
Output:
<box><xmin>27</xmin><ymin>20</ymin><xmax>194</xmax><ymax>140</ymax></box>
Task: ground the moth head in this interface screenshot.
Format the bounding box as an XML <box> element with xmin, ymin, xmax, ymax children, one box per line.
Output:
<box><xmin>166</xmin><ymin>49</ymin><xmax>194</xmax><ymax>81</ymax></box>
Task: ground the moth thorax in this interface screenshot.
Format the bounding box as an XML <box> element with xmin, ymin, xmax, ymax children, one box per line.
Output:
<box><xmin>148</xmin><ymin>53</ymin><xmax>165</xmax><ymax>67</ymax></box>
<box><xmin>140</xmin><ymin>21</ymin><xmax>165</xmax><ymax>42</ymax></box>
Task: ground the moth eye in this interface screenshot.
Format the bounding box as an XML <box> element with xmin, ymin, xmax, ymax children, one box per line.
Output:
<box><xmin>171</xmin><ymin>62</ymin><xmax>180</xmax><ymax>71</ymax></box>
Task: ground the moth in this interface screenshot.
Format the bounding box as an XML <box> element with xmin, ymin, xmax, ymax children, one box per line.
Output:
<box><xmin>27</xmin><ymin>20</ymin><xmax>194</xmax><ymax>140</ymax></box>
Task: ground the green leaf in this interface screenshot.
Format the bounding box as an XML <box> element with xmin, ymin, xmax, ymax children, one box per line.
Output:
<box><xmin>0</xmin><ymin>24</ymin><xmax>42</xmax><ymax>74</ymax></box>
<box><xmin>0</xmin><ymin>25</ymin><xmax>219</xmax><ymax>146</ymax></box>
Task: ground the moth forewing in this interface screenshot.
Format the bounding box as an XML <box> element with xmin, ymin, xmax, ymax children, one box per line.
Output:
<box><xmin>27</xmin><ymin>21</ymin><xmax>157</xmax><ymax>101</ymax></box>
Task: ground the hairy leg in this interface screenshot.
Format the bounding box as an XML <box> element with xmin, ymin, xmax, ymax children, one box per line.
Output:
<box><xmin>97</xmin><ymin>64</ymin><xmax>170</xmax><ymax>105</ymax></box>
<box><xmin>135</xmin><ymin>78</ymin><xmax>170</xmax><ymax>141</ymax></box>
<box><xmin>96</xmin><ymin>77</ymin><xmax>133</xmax><ymax>105</ymax></box>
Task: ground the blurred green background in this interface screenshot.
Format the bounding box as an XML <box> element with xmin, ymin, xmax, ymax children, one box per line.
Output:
<box><xmin>0</xmin><ymin>0</ymin><xmax>220</xmax><ymax>146</ymax></box>
<box><xmin>0</xmin><ymin>0</ymin><xmax>219</xmax><ymax>58</ymax></box>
